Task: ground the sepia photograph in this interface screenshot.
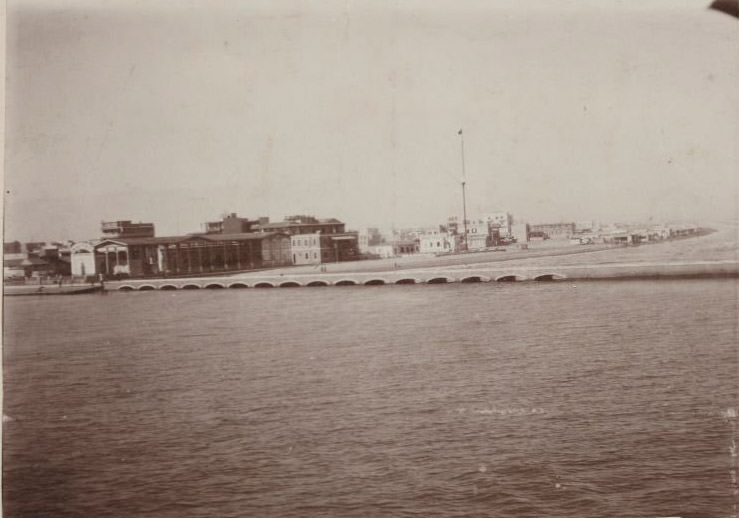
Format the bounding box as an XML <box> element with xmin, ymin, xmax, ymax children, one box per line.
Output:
<box><xmin>2</xmin><ymin>0</ymin><xmax>738</xmax><ymax>516</ymax></box>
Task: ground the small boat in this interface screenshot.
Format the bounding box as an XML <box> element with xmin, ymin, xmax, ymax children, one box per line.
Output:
<box><xmin>3</xmin><ymin>284</ymin><xmax>104</xmax><ymax>296</ymax></box>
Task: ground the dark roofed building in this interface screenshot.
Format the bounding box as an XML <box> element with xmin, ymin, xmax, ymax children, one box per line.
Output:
<box><xmin>203</xmin><ymin>213</ymin><xmax>258</xmax><ymax>234</ymax></box>
<box><xmin>4</xmin><ymin>241</ymin><xmax>22</xmax><ymax>254</ymax></box>
<box><xmin>94</xmin><ymin>232</ymin><xmax>291</xmax><ymax>278</ymax></box>
<box><xmin>255</xmin><ymin>216</ymin><xmax>346</xmax><ymax>235</ymax></box>
<box><xmin>101</xmin><ymin>220</ymin><xmax>155</xmax><ymax>239</ymax></box>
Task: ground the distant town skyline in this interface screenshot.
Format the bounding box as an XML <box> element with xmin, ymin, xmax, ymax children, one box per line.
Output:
<box><xmin>4</xmin><ymin>0</ymin><xmax>738</xmax><ymax>242</ymax></box>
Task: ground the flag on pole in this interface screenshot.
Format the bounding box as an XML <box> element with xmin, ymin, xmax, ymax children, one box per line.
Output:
<box><xmin>458</xmin><ymin>129</ymin><xmax>463</xmax><ymax>135</ymax></box>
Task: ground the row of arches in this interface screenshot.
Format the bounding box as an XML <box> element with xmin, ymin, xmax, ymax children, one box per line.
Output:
<box><xmin>116</xmin><ymin>273</ymin><xmax>565</xmax><ymax>291</ymax></box>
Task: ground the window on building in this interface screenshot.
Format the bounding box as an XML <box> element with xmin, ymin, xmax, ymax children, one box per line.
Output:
<box><xmin>305</xmin><ymin>252</ymin><xmax>309</xmax><ymax>259</ymax></box>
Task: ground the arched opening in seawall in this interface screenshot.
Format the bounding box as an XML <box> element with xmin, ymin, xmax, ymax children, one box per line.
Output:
<box><xmin>395</xmin><ymin>278</ymin><xmax>418</xmax><ymax>285</ymax></box>
<box><xmin>364</xmin><ymin>279</ymin><xmax>386</xmax><ymax>286</ymax></box>
<box><xmin>495</xmin><ymin>275</ymin><xmax>526</xmax><ymax>282</ymax></box>
<box><xmin>306</xmin><ymin>280</ymin><xmax>329</xmax><ymax>287</ymax></box>
<box><xmin>460</xmin><ymin>276</ymin><xmax>487</xmax><ymax>283</ymax></box>
<box><xmin>533</xmin><ymin>273</ymin><xmax>566</xmax><ymax>281</ymax></box>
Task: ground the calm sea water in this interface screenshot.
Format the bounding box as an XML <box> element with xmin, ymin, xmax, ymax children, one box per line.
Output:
<box><xmin>3</xmin><ymin>280</ymin><xmax>738</xmax><ymax>517</ymax></box>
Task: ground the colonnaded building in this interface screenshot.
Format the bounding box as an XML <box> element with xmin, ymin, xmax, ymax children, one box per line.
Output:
<box><xmin>81</xmin><ymin>216</ymin><xmax>359</xmax><ymax>278</ymax></box>
<box><xmin>94</xmin><ymin>233</ymin><xmax>292</xmax><ymax>278</ymax></box>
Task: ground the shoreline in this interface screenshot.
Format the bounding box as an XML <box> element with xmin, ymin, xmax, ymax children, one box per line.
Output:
<box><xmin>7</xmin><ymin>225</ymin><xmax>737</xmax><ymax>294</ymax></box>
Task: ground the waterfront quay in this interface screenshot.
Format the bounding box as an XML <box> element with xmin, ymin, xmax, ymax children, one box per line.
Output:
<box><xmin>105</xmin><ymin>259</ymin><xmax>738</xmax><ymax>291</ymax></box>
<box><xmin>102</xmin><ymin>224</ymin><xmax>739</xmax><ymax>291</ymax></box>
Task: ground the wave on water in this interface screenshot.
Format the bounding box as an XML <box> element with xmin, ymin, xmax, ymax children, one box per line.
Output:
<box><xmin>455</xmin><ymin>407</ymin><xmax>546</xmax><ymax>417</ymax></box>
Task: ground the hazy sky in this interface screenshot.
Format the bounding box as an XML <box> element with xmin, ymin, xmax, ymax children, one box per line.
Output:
<box><xmin>3</xmin><ymin>0</ymin><xmax>738</xmax><ymax>241</ymax></box>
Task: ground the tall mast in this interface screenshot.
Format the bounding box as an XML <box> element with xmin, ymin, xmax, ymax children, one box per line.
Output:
<box><xmin>459</xmin><ymin>129</ymin><xmax>468</xmax><ymax>251</ymax></box>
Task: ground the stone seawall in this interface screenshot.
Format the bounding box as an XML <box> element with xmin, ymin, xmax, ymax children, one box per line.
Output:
<box><xmin>105</xmin><ymin>260</ymin><xmax>739</xmax><ymax>291</ymax></box>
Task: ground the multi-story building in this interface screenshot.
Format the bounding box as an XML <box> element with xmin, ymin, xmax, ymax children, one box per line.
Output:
<box><xmin>465</xmin><ymin>218</ymin><xmax>505</xmax><ymax>250</ymax></box>
<box><xmin>290</xmin><ymin>232</ymin><xmax>360</xmax><ymax>265</ymax></box>
<box><xmin>359</xmin><ymin>227</ymin><xmax>387</xmax><ymax>253</ymax></box>
<box><xmin>203</xmin><ymin>213</ymin><xmax>257</xmax><ymax>234</ymax></box>
<box><xmin>419</xmin><ymin>231</ymin><xmax>456</xmax><ymax>254</ymax></box>
<box><xmin>529</xmin><ymin>222</ymin><xmax>576</xmax><ymax>240</ymax></box>
<box><xmin>291</xmin><ymin>233</ymin><xmax>322</xmax><ymax>265</ymax></box>
<box><xmin>511</xmin><ymin>222</ymin><xmax>530</xmax><ymax>243</ymax></box>
<box><xmin>101</xmin><ymin>220</ymin><xmax>155</xmax><ymax>239</ymax></box>
<box><xmin>255</xmin><ymin>215</ymin><xmax>346</xmax><ymax>235</ymax></box>
<box><xmin>446</xmin><ymin>216</ymin><xmax>460</xmax><ymax>235</ymax></box>
<box><xmin>480</xmin><ymin>211</ymin><xmax>513</xmax><ymax>236</ymax></box>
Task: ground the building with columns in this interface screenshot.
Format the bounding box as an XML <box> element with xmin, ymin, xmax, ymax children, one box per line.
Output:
<box><xmin>93</xmin><ymin>233</ymin><xmax>291</xmax><ymax>278</ymax></box>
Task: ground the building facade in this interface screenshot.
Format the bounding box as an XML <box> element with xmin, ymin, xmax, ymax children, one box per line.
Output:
<box><xmin>529</xmin><ymin>222</ymin><xmax>576</xmax><ymax>240</ymax></box>
<box><xmin>94</xmin><ymin>232</ymin><xmax>291</xmax><ymax>278</ymax></box>
<box><xmin>256</xmin><ymin>215</ymin><xmax>346</xmax><ymax>235</ymax></box>
<box><xmin>511</xmin><ymin>222</ymin><xmax>530</xmax><ymax>243</ymax></box>
<box><xmin>71</xmin><ymin>241</ymin><xmax>98</xmax><ymax>277</ymax></box>
<box><xmin>203</xmin><ymin>213</ymin><xmax>257</xmax><ymax>234</ymax></box>
<box><xmin>3</xmin><ymin>242</ymin><xmax>71</xmax><ymax>279</ymax></box>
<box><xmin>101</xmin><ymin>220</ymin><xmax>155</xmax><ymax>239</ymax></box>
<box><xmin>290</xmin><ymin>232</ymin><xmax>360</xmax><ymax>265</ymax></box>
<box><xmin>464</xmin><ymin>218</ymin><xmax>503</xmax><ymax>250</ymax></box>
<box><xmin>419</xmin><ymin>231</ymin><xmax>456</xmax><ymax>254</ymax></box>
<box><xmin>393</xmin><ymin>240</ymin><xmax>418</xmax><ymax>255</ymax></box>
<box><xmin>291</xmin><ymin>233</ymin><xmax>322</xmax><ymax>265</ymax></box>
<box><xmin>480</xmin><ymin>212</ymin><xmax>513</xmax><ymax>236</ymax></box>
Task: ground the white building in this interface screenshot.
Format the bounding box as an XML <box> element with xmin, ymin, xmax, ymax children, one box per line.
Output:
<box><xmin>71</xmin><ymin>241</ymin><xmax>98</xmax><ymax>277</ymax></box>
<box><xmin>419</xmin><ymin>231</ymin><xmax>456</xmax><ymax>254</ymax></box>
<box><xmin>511</xmin><ymin>222</ymin><xmax>529</xmax><ymax>243</ymax></box>
<box><xmin>480</xmin><ymin>211</ymin><xmax>513</xmax><ymax>236</ymax></box>
<box><xmin>465</xmin><ymin>219</ymin><xmax>494</xmax><ymax>250</ymax></box>
<box><xmin>368</xmin><ymin>244</ymin><xmax>395</xmax><ymax>258</ymax></box>
<box><xmin>290</xmin><ymin>233</ymin><xmax>322</xmax><ymax>265</ymax></box>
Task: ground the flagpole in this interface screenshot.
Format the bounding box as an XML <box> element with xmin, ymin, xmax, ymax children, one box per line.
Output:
<box><xmin>459</xmin><ymin>129</ymin><xmax>468</xmax><ymax>251</ymax></box>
